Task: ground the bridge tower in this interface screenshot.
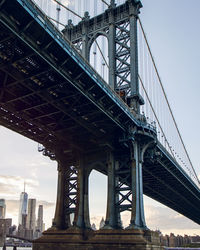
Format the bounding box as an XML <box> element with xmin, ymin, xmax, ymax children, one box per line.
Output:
<box><xmin>63</xmin><ymin>0</ymin><xmax>144</xmax><ymax>115</ymax></box>
<box><xmin>60</xmin><ymin>0</ymin><xmax>148</xmax><ymax>229</ymax></box>
<box><xmin>34</xmin><ymin>0</ymin><xmax>161</xmax><ymax>249</ymax></box>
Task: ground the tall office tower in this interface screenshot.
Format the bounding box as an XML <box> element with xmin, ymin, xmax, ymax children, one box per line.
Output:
<box><xmin>27</xmin><ymin>199</ymin><xmax>36</xmax><ymax>231</ymax></box>
<box><xmin>0</xmin><ymin>199</ymin><xmax>6</xmax><ymax>219</ymax></box>
<box><xmin>99</xmin><ymin>217</ymin><xmax>105</xmax><ymax>229</ymax></box>
<box><xmin>36</xmin><ymin>205</ymin><xmax>43</xmax><ymax>232</ymax></box>
<box><xmin>18</xmin><ymin>191</ymin><xmax>28</xmax><ymax>226</ymax></box>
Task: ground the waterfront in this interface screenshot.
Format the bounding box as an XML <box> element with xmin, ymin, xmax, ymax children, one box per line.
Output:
<box><xmin>1</xmin><ymin>247</ymin><xmax>200</xmax><ymax>250</ymax></box>
<box><xmin>0</xmin><ymin>248</ymin><xmax>32</xmax><ymax>250</ymax></box>
<box><xmin>2</xmin><ymin>247</ymin><xmax>200</xmax><ymax>250</ymax></box>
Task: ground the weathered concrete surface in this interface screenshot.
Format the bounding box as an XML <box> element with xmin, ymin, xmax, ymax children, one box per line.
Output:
<box><xmin>33</xmin><ymin>228</ymin><xmax>164</xmax><ymax>250</ymax></box>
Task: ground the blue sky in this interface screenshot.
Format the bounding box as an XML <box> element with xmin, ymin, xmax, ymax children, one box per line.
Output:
<box><xmin>0</xmin><ymin>0</ymin><xmax>200</xmax><ymax>235</ymax></box>
<box><xmin>140</xmin><ymin>0</ymin><xmax>200</xmax><ymax>175</ymax></box>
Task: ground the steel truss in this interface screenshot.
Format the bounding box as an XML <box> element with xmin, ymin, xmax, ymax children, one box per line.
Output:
<box><xmin>115</xmin><ymin>156</ymin><xmax>132</xmax><ymax>215</ymax></box>
<box><xmin>64</xmin><ymin>166</ymin><xmax>78</xmax><ymax>224</ymax></box>
<box><xmin>63</xmin><ymin>0</ymin><xmax>143</xmax><ymax>113</ymax></box>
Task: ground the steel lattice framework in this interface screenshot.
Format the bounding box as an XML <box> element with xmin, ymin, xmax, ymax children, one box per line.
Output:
<box><xmin>63</xmin><ymin>0</ymin><xmax>144</xmax><ymax>115</ymax></box>
<box><xmin>0</xmin><ymin>0</ymin><xmax>200</xmax><ymax>236</ymax></box>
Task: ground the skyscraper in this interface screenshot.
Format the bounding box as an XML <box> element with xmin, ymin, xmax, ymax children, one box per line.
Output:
<box><xmin>18</xmin><ymin>191</ymin><xmax>28</xmax><ymax>226</ymax></box>
<box><xmin>27</xmin><ymin>199</ymin><xmax>36</xmax><ymax>231</ymax></box>
<box><xmin>0</xmin><ymin>199</ymin><xmax>6</xmax><ymax>219</ymax></box>
<box><xmin>36</xmin><ymin>205</ymin><xmax>43</xmax><ymax>233</ymax></box>
<box><xmin>99</xmin><ymin>217</ymin><xmax>105</xmax><ymax>229</ymax></box>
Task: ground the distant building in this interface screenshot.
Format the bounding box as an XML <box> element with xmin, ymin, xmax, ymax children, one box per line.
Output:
<box><xmin>17</xmin><ymin>224</ymin><xmax>26</xmax><ymax>238</ymax></box>
<box><xmin>191</xmin><ymin>235</ymin><xmax>200</xmax><ymax>243</ymax></box>
<box><xmin>36</xmin><ymin>205</ymin><xmax>43</xmax><ymax>233</ymax></box>
<box><xmin>18</xmin><ymin>192</ymin><xmax>28</xmax><ymax>226</ymax></box>
<box><xmin>99</xmin><ymin>217</ymin><xmax>105</xmax><ymax>229</ymax></box>
<box><xmin>21</xmin><ymin>214</ymin><xmax>27</xmax><ymax>229</ymax></box>
<box><xmin>34</xmin><ymin>204</ymin><xmax>43</xmax><ymax>238</ymax></box>
<box><xmin>169</xmin><ymin>233</ymin><xmax>177</xmax><ymax>247</ymax></box>
<box><xmin>9</xmin><ymin>225</ymin><xmax>17</xmax><ymax>235</ymax></box>
<box><xmin>91</xmin><ymin>223</ymin><xmax>97</xmax><ymax>230</ymax></box>
<box><xmin>0</xmin><ymin>218</ymin><xmax>12</xmax><ymax>247</ymax></box>
<box><xmin>17</xmin><ymin>214</ymin><xmax>27</xmax><ymax>239</ymax></box>
<box><xmin>0</xmin><ymin>199</ymin><xmax>6</xmax><ymax>219</ymax></box>
<box><xmin>159</xmin><ymin>232</ymin><xmax>200</xmax><ymax>248</ymax></box>
<box><xmin>26</xmin><ymin>199</ymin><xmax>36</xmax><ymax>232</ymax></box>
<box><xmin>25</xmin><ymin>228</ymin><xmax>34</xmax><ymax>240</ymax></box>
<box><xmin>0</xmin><ymin>218</ymin><xmax>12</xmax><ymax>235</ymax></box>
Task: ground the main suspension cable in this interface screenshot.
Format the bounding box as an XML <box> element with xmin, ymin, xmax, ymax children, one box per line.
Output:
<box><xmin>101</xmin><ymin>0</ymin><xmax>109</xmax><ymax>6</ymax></box>
<box><xmin>138</xmin><ymin>17</ymin><xmax>200</xmax><ymax>184</ymax></box>
<box><xmin>51</xmin><ymin>0</ymin><xmax>82</xmax><ymax>19</ymax></box>
<box><xmin>94</xmin><ymin>40</ymin><xmax>109</xmax><ymax>68</ymax></box>
<box><xmin>47</xmin><ymin>16</ymin><xmax>66</xmax><ymax>27</ymax></box>
<box><xmin>138</xmin><ymin>75</ymin><xmax>175</xmax><ymax>159</ymax></box>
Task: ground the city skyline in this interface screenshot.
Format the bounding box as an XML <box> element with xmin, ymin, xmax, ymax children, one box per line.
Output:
<box><xmin>0</xmin><ymin>0</ymin><xmax>199</xmax><ymax>236</ymax></box>
<box><xmin>1</xmin><ymin>189</ymin><xmax>45</xmax><ymax>240</ymax></box>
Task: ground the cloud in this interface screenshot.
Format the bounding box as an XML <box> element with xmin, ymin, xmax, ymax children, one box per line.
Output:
<box><xmin>0</xmin><ymin>175</ymin><xmax>39</xmax><ymax>198</ymax></box>
<box><xmin>145</xmin><ymin>205</ymin><xmax>200</xmax><ymax>231</ymax></box>
<box><xmin>36</xmin><ymin>200</ymin><xmax>55</xmax><ymax>209</ymax></box>
<box><xmin>89</xmin><ymin>205</ymin><xmax>200</xmax><ymax>234</ymax></box>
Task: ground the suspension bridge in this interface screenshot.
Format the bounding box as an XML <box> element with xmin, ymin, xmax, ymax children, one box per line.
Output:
<box><xmin>0</xmin><ymin>0</ymin><xmax>199</xmax><ymax>249</ymax></box>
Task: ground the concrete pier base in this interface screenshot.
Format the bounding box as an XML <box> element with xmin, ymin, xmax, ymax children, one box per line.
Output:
<box><xmin>33</xmin><ymin>228</ymin><xmax>164</xmax><ymax>250</ymax></box>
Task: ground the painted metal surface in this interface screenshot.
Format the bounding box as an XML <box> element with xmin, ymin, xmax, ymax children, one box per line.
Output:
<box><xmin>0</xmin><ymin>0</ymin><xmax>200</xmax><ymax>230</ymax></box>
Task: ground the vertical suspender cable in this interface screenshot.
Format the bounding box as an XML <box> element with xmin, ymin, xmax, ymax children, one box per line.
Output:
<box><xmin>93</xmin><ymin>0</ymin><xmax>97</xmax><ymax>69</ymax></box>
<box><xmin>138</xmin><ymin>17</ymin><xmax>200</xmax><ymax>184</ymax></box>
<box><xmin>56</xmin><ymin>2</ymin><xmax>61</xmax><ymax>29</ymax></box>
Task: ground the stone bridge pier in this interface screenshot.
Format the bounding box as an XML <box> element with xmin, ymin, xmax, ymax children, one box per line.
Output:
<box><xmin>33</xmin><ymin>139</ymin><xmax>163</xmax><ymax>250</ymax></box>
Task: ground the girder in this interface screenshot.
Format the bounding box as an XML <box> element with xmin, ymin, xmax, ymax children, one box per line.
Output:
<box><xmin>0</xmin><ymin>0</ymin><xmax>199</xmax><ymax>227</ymax></box>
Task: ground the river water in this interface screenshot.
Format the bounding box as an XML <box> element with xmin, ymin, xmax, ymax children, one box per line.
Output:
<box><xmin>2</xmin><ymin>247</ymin><xmax>200</xmax><ymax>250</ymax></box>
<box><xmin>0</xmin><ymin>248</ymin><xmax>32</xmax><ymax>250</ymax></box>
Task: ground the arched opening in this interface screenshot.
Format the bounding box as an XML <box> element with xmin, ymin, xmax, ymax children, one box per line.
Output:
<box><xmin>117</xmin><ymin>180</ymin><xmax>132</xmax><ymax>228</ymax></box>
<box><xmin>89</xmin><ymin>35</ymin><xmax>109</xmax><ymax>83</ymax></box>
<box><xmin>89</xmin><ymin>169</ymin><xmax>107</xmax><ymax>230</ymax></box>
<box><xmin>121</xmin><ymin>210</ymin><xmax>131</xmax><ymax>228</ymax></box>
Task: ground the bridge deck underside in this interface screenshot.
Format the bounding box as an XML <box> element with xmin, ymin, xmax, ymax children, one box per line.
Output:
<box><xmin>143</xmin><ymin>144</ymin><xmax>200</xmax><ymax>224</ymax></box>
<box><xmin>0</xmin><ymin>0</ymin><xmax>200</xmax><ymax>225</ymax></box>
<box><xmin>0</xmin><ymin>0</ymin><xmax>136</xmax><ymax>158</ymax></box>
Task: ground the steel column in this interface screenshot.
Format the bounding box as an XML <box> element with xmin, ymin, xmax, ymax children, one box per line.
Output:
<box><xmin>129</xmin><ymin>1</ymin><xmax>140</xmax><ymax>113</ymax></box>
<box><xmin>104</xmin><ymin>151</ymin><xmax>119</xmax><ymax>228</ymax></box>
<box><xmin>81</xmin><ymin>13</ymin><xmax>90</xmax><ymax>61</ymax></box>
<box><xmin>108</xmin><ymin>6</ymin><xmax>116</xmax><ymax>90</ymax></box>
<box><xmin>128</xmin><ymin>141</ymin><xmax>147</xmax><ymax>229</ymax></box>
<box><xmin>73</xmin><ymin>157</ymin><xmax>91</xmax><ymax>229</ymax></box>
<box><xmin>52</xmin><ymin>161</ymin><xmax>71</xmax><ymax>229</ymax></box>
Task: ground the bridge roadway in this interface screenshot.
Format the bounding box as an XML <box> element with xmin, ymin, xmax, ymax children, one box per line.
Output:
<box><xmin>0</xmin><ymin>0</ymin><xmax>200</xmax><ymax>225</ymax></box>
